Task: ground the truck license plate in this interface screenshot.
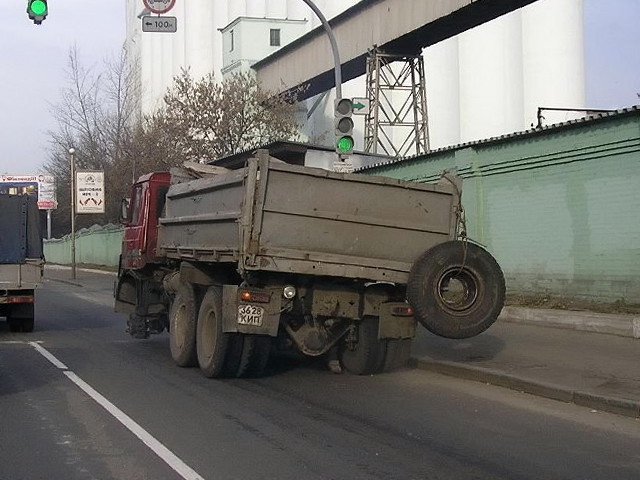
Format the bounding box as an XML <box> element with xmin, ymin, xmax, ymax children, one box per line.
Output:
<box><xmin>237</xmin><ymin>305</ymin><xmax>264</xmax><ymax>326</ymax></box>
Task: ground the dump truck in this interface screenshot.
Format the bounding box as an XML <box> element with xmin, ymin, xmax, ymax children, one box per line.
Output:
<box><xmin>0</xmin><ymin>194</ymin><xmax>44</xmax><ymax>332</ymax></box>
<box><xmin>115</xmin><ymin>150</ymin><xmax>505</xmax><ymax>377</ymax></box>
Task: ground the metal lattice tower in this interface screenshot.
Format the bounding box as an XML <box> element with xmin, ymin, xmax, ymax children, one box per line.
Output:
<box><xmin>364</xmin><ymin>48</ymin><xmax>430</xmax><ymax>157</ymax></box>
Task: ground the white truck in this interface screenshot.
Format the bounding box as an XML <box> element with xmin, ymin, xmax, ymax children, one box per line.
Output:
<box><xmin>0</xmin><ymin>194</ymin><xmax>43</xmax><ymax>332</ymax></box>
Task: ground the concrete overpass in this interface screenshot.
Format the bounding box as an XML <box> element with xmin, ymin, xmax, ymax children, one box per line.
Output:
<box><xmin>253</xmin><ymin>0</ymin><xmax>540</xmax><ymax>100</ymax></box>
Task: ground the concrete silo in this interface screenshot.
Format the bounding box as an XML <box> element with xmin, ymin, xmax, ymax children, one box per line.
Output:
<box><xmin>126</xmin><ymin>0</ymin><xmax>585</xmax><ymax>153</ymax></box>
<box><xmin>424</xmin><ymin>0</ymin><xmax>584</xmax><ymax>149</ymax></box>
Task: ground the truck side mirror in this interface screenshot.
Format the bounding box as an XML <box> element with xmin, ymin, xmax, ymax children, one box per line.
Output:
<box><xmin>119</xmin><ymin>198</ymin><xmax>131</xmax><ymax>225</ymax></box>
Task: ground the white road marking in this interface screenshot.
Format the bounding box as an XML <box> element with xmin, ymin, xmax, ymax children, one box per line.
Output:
<box><xmin>29</xmin><ymin>342</ymin><xmax>205</xmax><ymax>480</ymax></box>
<box><xmin>30</xmin><ymin>341</ymin><xmax>69</xmax><ymax>370</ymax></box>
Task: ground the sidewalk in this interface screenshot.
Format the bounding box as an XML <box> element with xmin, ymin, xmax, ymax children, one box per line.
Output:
<box><xmin>411</xmin><ymin>309</ymin><xmax>640</xmax><ymax>418</ymax></box>
<box><xmin>45</xmin><ymin>266</ymin><xmax>640</xmax><ymax>418</ymax></box>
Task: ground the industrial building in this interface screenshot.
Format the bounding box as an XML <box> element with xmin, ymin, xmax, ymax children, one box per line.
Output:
<box><xmin>125</xmin><ymin>0</ymin><xmax>585</xmax><ymax>155</ymax></box>
<box><xmin>115</xmin><ymin>0</ymin><xmax>640</xmax><ymax>306</ymax></box>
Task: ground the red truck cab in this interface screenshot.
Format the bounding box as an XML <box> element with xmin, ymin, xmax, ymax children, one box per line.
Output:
<box><xmin>120</xmin><ymin>172</ymin><xmax>171</xmax><ymax>271</ymax></box>
<box><xmin>115</xmin><ymin>171</ymin><xmax>171</xmax><ymax>338</ymax></box>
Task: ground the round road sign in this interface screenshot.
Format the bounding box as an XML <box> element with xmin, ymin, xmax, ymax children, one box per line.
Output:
<box><xmin>143</xmin><ymin>0</ymin><xmax>176</xmax><ymax>15</ymax></box>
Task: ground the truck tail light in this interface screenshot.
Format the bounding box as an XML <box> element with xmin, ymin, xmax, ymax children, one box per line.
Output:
<box><xmin>391</xmin><ymin>305</ymin><xmax>414</xmax><ymax>317</ymax></box>
<box><xmin>6</xmin><ymin>296</ymin><xmax>35</xmax><ymax>304</ymax></box>
<box><xmin>239</xmin><ymin>290</ymin><xmax>271</xmax><ymax>304</ymax></box>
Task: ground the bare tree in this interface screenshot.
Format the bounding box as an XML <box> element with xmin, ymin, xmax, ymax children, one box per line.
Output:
<box><xmin>44</xmin><ymin>46</ymin><xmax>139</xmax><ymax>236</ymax></box>
<box><xmin>154</xmin><ymin>70</ymin><xmax>302</xmax><ymax>162</ymax></box>
<box><xmin>45</xmin><ymin>54</ymin><xmax>303</xmax><ymax>238</ymax></box>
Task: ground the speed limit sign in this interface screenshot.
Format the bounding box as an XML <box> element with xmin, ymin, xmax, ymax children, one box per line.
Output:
<box><xmin>143</xmin><ymin>0</ymin><xmax>176</xmax><ymax>15</ymax></box>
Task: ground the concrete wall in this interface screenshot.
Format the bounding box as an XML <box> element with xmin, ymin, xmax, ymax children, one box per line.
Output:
<box><xmin>363</xmin><ymin>109</ymin><xmax>640</xmax><ymax>304</ymax></box>
<box><xmin>44</xmin><ymin>224</ymin><xmax>123</xmax><ymax>268</ymax></box>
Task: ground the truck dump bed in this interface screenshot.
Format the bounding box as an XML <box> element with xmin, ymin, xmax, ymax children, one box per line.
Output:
<box><xmin>159</xmin><ymin>154</ymin><xmax>460</xmax><ymax>284</ymax></box>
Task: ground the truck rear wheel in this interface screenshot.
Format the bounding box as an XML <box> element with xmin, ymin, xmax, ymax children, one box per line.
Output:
<box><xmin>196</xmin><ymin>287</ymin><xmax>229</xmax><ymax>378</ymax></box>
<box><xmin>8</xmin><ymin>318</ymin><xmax>22</xmax><ymax>332</ymax></box>
<box><xmin>339</xmin><ymin>316</ymin><xmax>386</xmax><ymax>375</ymax></box>
<box><xmin>7</xmin><ymin>304</ymin><xmax>35</xmax><ymax>333</ymax></box>
<box><xmin>169</xmin><ymin>282</ymin><xmax>199</xmax><ymax>367</ymax></box>
<box><xmin>223</xmin><ymin>334</ymin><xmax>272</xmax><ymax>378</ymax></box>
<box><xmin>407</xmin><ymin>241</ymin><xmax>505</xmax><ymax>339</ymax></box>
<box><xmin>222</xmin><ymin>334</ymin><xmax>245</xmax><ymax>377</ymax></box>
<box><xmin>239</xmin><ymin>336</ymin><xmax>272</xmax><ymax>378</ymax></box>
<box><xmin>20</xmin><ymin>317</ymin><xmax>35</xmax><ymax>333</ymax></box>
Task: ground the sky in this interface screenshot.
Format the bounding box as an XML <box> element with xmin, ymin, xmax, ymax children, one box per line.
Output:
<box><xmin>0</xmin><ymin>1</ymin><xmax>125</xmax><ymax>175</ymax></box>
<box><xmin>583</xmin><ymin>0</ymin><xmax>640</xmax><ymax>109</ymax></box>
<box><xmin>0</xmin><ymin>0</ymin><xmax>639</xmax><ymax>175</ymax></box>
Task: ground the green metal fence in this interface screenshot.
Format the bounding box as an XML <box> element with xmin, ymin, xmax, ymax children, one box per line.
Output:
<box><xmin>43</xmin><ymin>109</ymin><xmax>640</xmax><ymax>305</ymax></box>
<box><xmin>44</xmin><ymin>224</ymin><xmax>123</xmax><ymax>268</ymax></box>
<box><xmin>363</xmin><ymin>109</ymin><xmax>640</xmax><ymax>304</ymax></box>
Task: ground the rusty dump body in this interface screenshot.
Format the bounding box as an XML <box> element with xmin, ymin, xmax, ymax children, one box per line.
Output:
<box><xmin>158</xmin><ymin>153</ymin><xmax>461</xmax><ymax>284</ymax></box>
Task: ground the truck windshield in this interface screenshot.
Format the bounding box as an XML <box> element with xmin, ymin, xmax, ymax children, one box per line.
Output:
<box><xmin>131</xmin><ymin>185</ymin><xmax>143</xmax><ymax>225</ymax></box>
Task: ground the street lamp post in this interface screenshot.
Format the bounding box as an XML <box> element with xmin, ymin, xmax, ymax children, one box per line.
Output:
<box><xmin>300</xmin><ymin>0</ymin><xmax>342</xmax><ymax>98</ymax></box>
<box><xmin>69</xmin><ymin>148</ymin><xmax>77</xmax><ymax>280</ymax></box>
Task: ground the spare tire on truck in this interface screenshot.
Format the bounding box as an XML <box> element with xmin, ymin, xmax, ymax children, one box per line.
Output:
<box><xmin>407</xmin><ymin>241</ymin><xmax>505</xmax><ymax>339</ymax></box>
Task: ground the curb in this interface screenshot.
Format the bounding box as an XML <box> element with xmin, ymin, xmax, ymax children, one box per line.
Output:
<box><xmin>45</xmin><ymin>265</ymin><xmax>117</xmax><ymax>276</ymax></box>
<box><xmin>499</xmin><ymin>306</ymin><xmax>640</xmax><ymax>339</ymax></box>
<box><xmin>410</xmin><ymin>358</ymin><xmax>640</xmax><ymax>419</ymax></box>
<box><xmin>44</xmin><ymin>277</ymin><xmax>84</xmax><ymax>288</ymax></box>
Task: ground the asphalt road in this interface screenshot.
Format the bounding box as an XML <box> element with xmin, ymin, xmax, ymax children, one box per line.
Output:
<box><xmin>1</xmin><ymin>270</ymin><xmax>639</xmax><ymax>480</ymax></box>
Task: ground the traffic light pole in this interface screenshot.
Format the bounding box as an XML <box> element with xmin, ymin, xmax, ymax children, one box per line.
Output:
<box><xmin>300</xmin><ymin>0</ymin><xmax>342</xmax><ymax>98</ymax></box>
<box><xmin>300</xmin><ymin>0</ymin><xmax>355</xmax><ymax>165</ymax></box>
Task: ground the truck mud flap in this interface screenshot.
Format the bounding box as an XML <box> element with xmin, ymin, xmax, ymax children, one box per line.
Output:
<box><xmin>378</xmin><ymin>302</ymin><xmax>416</xmax><ymax>340</ymax></box>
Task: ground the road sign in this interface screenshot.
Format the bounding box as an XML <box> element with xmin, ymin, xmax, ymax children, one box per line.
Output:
<box><xmin>333</xmin><ymin>160</ymin><xmax>355</xmax><ymax>174</ymax></box>
<box><xmin>142</xmin><ymin>15</ymin><xmax>177</xmax><ymax>33</ymax></box>
<box><xmin>37</xmin><ymin>175</ymin><xmax>57</xmax><ymax>210</ymax></box>
<box><xmin>351</xmin><ymin>98</ymin><xmax>370</xmax><ymax>115</ymax></box>
<box><xmin>142</xmin><ymin>0</ymin><xmax>176</xmax><ymax>14</ymax></box>
<box><xmin>0</xmin><ymin>174</ymin><xmax>57</xmax><ymax>210</ymax></box>
<box><xmin>76</xmin><ymin>171</ymin><xmax>105</xmax><ymax>214</ymax></box>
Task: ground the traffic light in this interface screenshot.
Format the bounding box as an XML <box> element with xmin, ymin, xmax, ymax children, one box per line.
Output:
<box><xmin>27</xmin><ymin>0</ymin><xmax>48</xmax><ymax>25</ymax></box>
<box><xmin>334</xmin><ymin>98</ymin><xmax>354</xmax><ymax>156</ymax></box>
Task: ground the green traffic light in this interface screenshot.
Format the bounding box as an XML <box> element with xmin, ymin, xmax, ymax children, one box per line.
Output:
<box><xmin>337</xmin><ymin>136</ymin><xmax>354</xmax><ymax>153</ymax></box>
<box><xmin>29</xmin><ymin>0</ymin><xmax>46</xmax><ymax>15</ymax></box>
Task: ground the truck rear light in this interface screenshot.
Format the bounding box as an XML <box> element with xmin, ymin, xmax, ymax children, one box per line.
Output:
<box><xmin>391</xmin><ymin>305</ymin><xmax>414</xmax><ymax>316</ymax></box>
<box><xmin>6</xmin><ymin>296</ymin><xmax>35</xmax><ymax>304</ymax></box>
<box><xmin>239</xmin><ymin>290</ymin><xmax>271</xmax><ymax>304</ymax></box>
